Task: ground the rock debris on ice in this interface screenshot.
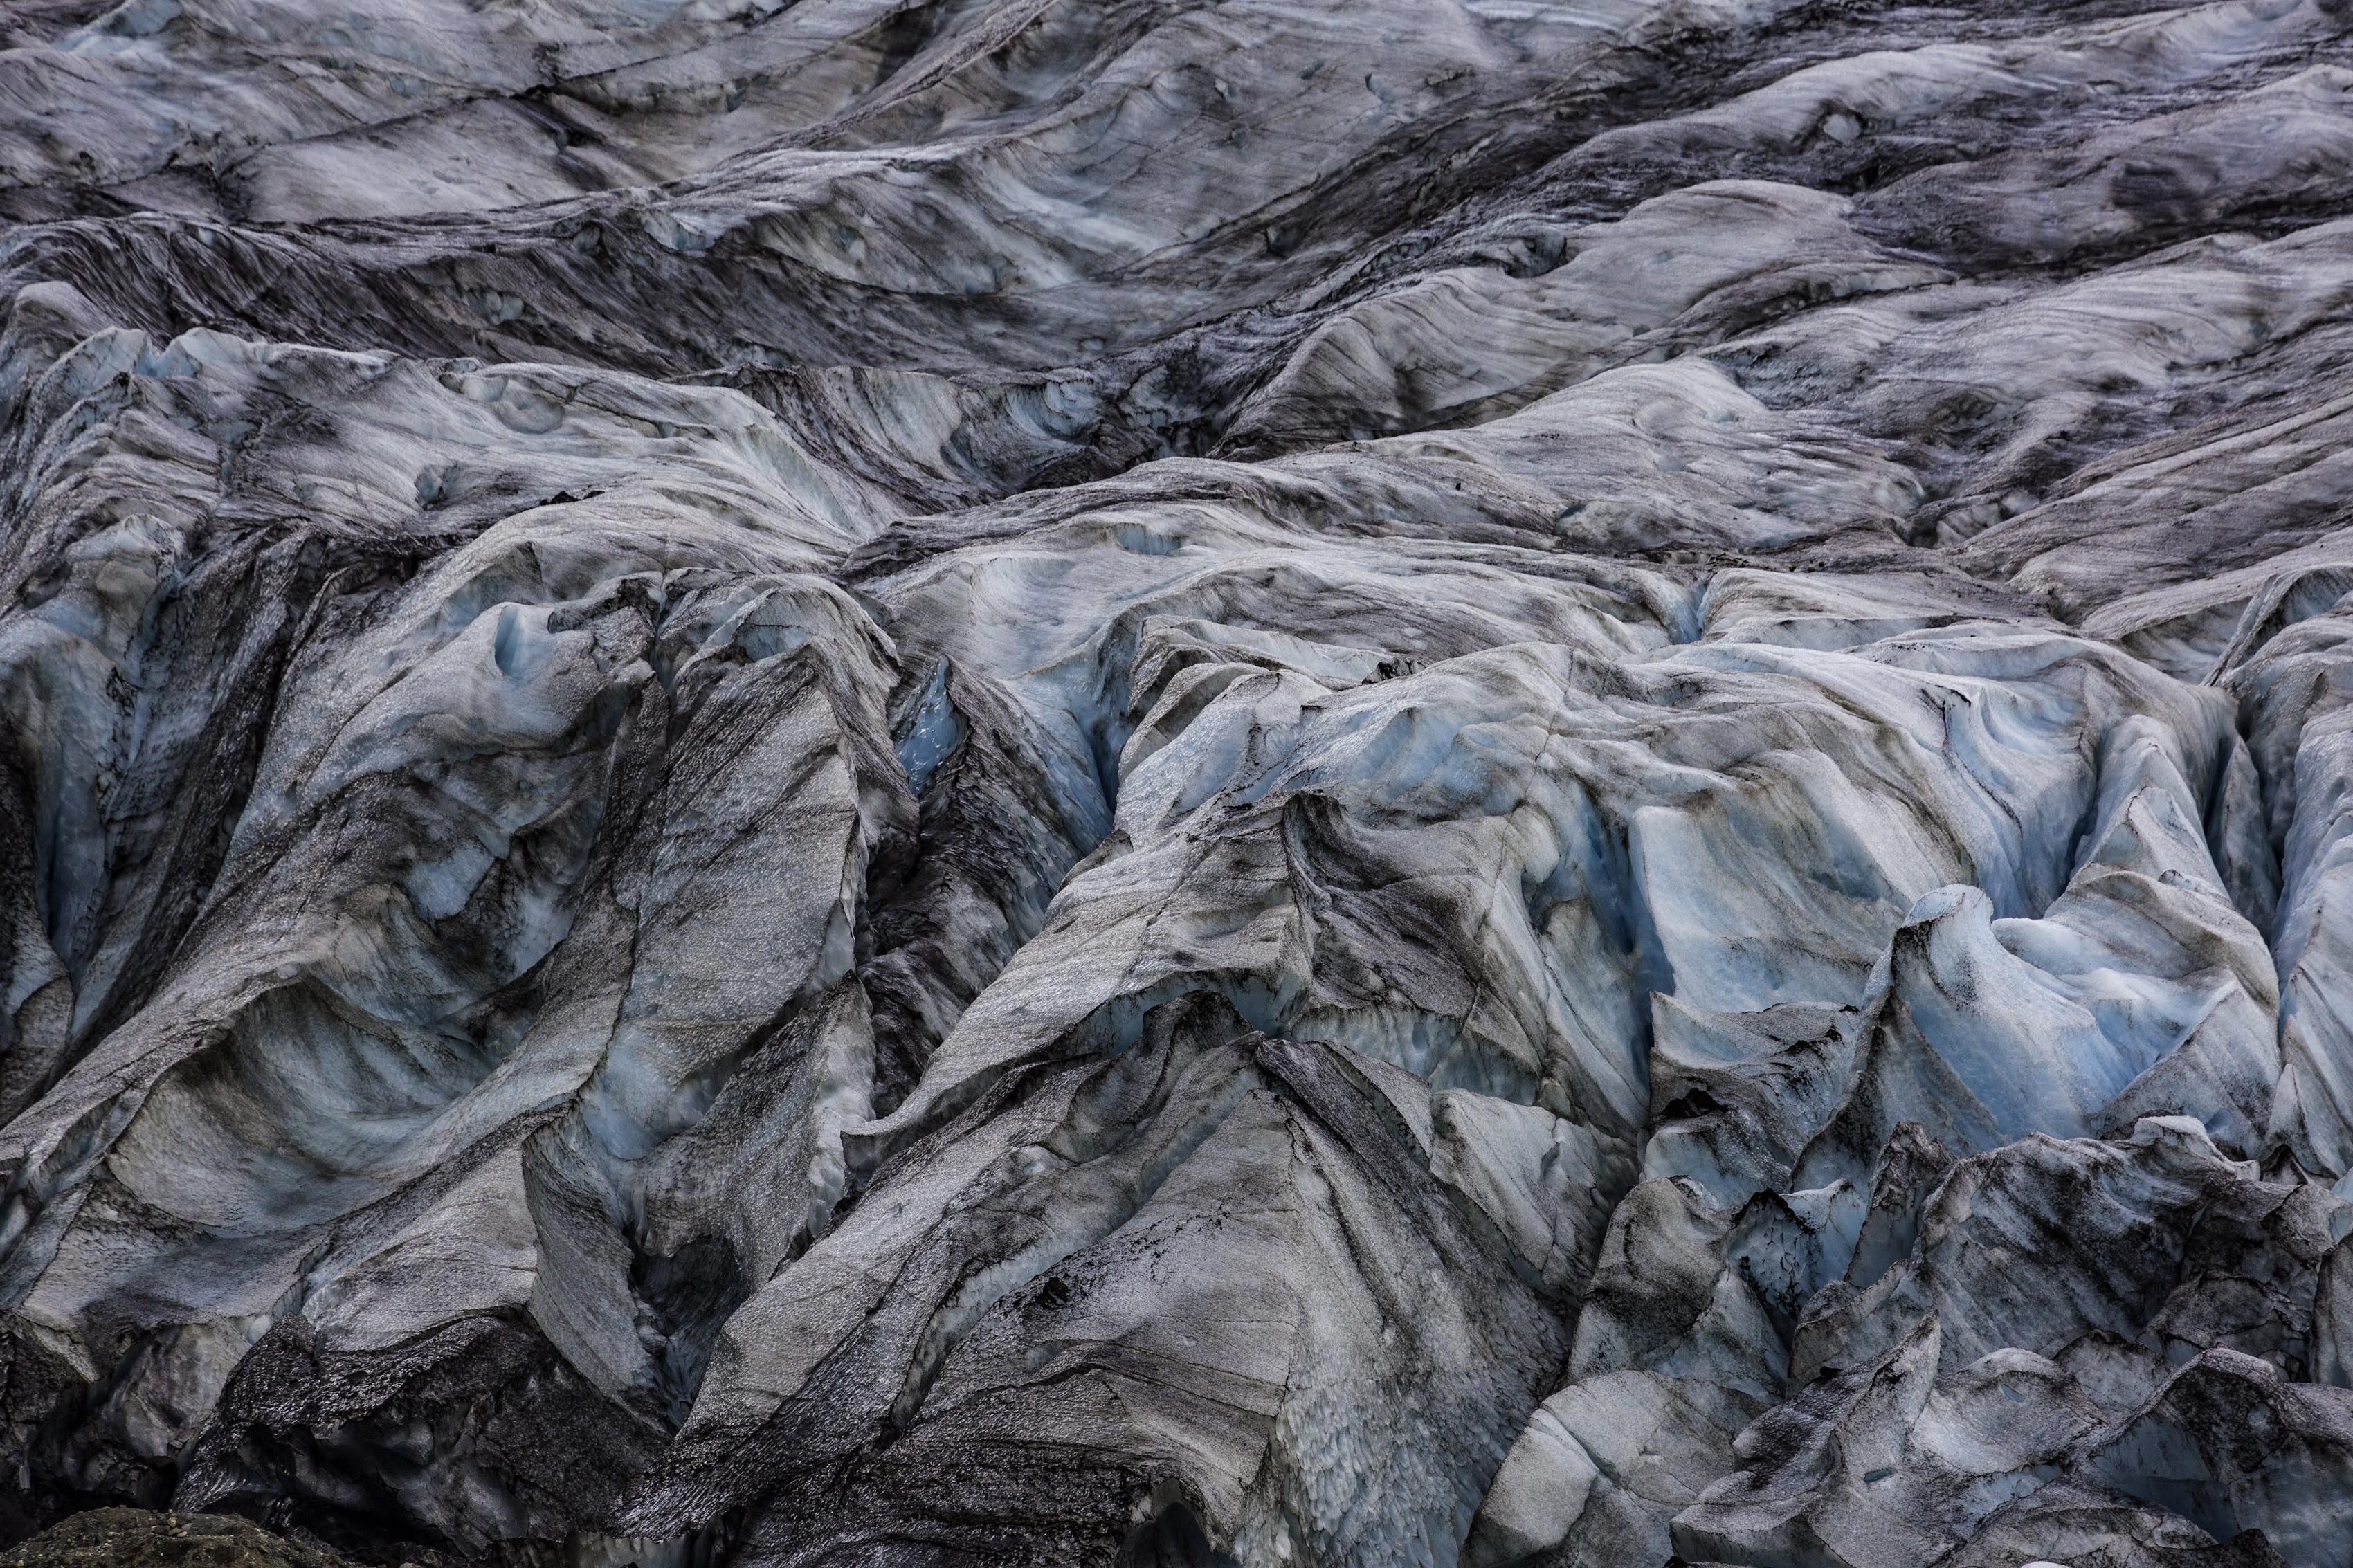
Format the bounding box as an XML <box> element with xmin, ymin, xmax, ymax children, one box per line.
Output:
<box><xmin>2</xmin><ymin>0</ymin><xmax>2352</xmax><ymax>1562</ymax></box>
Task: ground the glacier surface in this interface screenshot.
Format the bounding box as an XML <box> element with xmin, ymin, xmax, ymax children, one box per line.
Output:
<box><xmin>2</xmin><ymin>0</ymin><xmax>2353</xmax><ymax>1562</ymax></box>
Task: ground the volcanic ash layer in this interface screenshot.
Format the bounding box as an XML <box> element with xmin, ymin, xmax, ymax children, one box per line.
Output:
<box><xmin>3</xmin><ymin>0</ymin><xmax>2353</xmax><ymax>1562</ymax></box>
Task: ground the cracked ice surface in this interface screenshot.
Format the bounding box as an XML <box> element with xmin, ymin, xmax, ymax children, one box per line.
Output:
<box><xmin>3</xmin><ymin>0</ymin><xmax>2353</xmax><ymax>1562</ymax></box>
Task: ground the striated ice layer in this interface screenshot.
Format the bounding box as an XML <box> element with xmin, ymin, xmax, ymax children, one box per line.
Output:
<box><xmin>2</xmin><ymin>0</ymin><xmax>2353</xmax><ymax>1563</ymax></box>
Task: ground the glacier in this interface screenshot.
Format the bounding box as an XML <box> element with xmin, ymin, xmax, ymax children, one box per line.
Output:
<box><xmin>1</xmin><ymin>0</ymin><xmax>2352</xmax><ymax>1562</ymax></box>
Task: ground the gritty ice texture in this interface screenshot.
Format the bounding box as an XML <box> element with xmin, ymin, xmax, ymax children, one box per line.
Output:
<box><xmin>1</xmin><ymin>0</ymin><xmax>2352</xmax><ymax>1564</ymax></box>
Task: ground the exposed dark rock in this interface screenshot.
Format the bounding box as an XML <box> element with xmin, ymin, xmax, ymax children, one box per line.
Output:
<box><xmin>2</xmin><ymin>1510</ymin><xmax>353</xmax><ymax>1568</ymax></box>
